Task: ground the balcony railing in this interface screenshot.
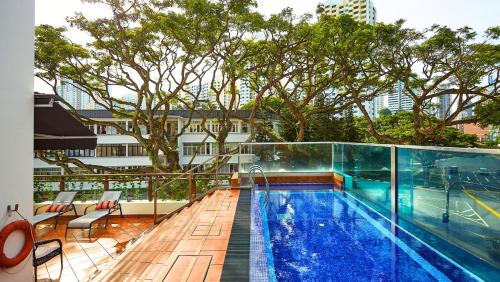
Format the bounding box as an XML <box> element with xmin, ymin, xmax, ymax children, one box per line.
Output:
<box><xmin>239</xmin><ymin>142</ymin><xmax>500</xmax><ymax>271</ymax></box>
<box><xmin>153</xmin><ymin>154</ymin><xmax>235</xmax><ymax>224</ymax></box>
<box><xmin>34</xmin><ymin>157</ymin><xmax>234</xmax><ymax>223</ymax></box>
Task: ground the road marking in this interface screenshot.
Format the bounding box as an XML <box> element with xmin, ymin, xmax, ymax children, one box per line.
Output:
<box><xmin>415</xmin><ymin>199</ymin><xmax>488</xmax><ymax>227</ymax></box>
<box><xmin>485</xmin><ymin>177</ymin><xmax>490</xmax><ymax>183</ymax></box>
<box><xmin>464</xmin><ymin>202</ymin><xmax>489</xmax><ymax>227</ymax></box>
<box><xmin>471</xmin><ymin>190</ymin><xmax>500</xmax><ymax>203</ymax></box>
<box><xmin>463</xmin><ymin>190</ymin><xmax>500</xmax><ymax>218</ymax></box>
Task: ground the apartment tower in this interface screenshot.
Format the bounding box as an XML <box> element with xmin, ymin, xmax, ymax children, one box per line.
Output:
<box><xmin>320</xmin><ymin>0</ymin><xmax>377</xmax><ymax>24</ymax></box>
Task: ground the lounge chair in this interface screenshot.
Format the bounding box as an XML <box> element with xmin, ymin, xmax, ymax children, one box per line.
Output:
<box><xmin>33</xmin><ymin>191</ymin><xmax>78</xmax><ymax>228</ymax></box>
<box><xmin>65</xmin><ymin>191</ymin><xmax>123</xmax><ymax>239</ymax></box>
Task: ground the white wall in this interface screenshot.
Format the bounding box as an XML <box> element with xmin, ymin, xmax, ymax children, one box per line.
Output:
<box><xmin>0</xmin><ymin>1</ymin><xmax>35</xmax><ymax>281</ymax></box>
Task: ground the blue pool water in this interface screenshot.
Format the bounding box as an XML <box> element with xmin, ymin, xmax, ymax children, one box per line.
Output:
<box><xmin>258</xmin><ymin>187</ymin><xmax>481</xmax><ymax>282</ymax></box>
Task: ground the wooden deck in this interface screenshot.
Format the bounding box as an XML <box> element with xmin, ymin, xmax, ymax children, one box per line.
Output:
<box><xmin>35</xmin><ymin>215</ymin><xmax>154</xmax><ymax>281</ymax></box>
<box><xmin>91</xmin><ymin>189</ymin><xmax>240</xmax><ymax>281</ymax></box>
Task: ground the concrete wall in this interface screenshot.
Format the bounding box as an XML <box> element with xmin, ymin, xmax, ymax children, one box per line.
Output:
<box><xmin>0</xmin><ymin>0</ymin><xmax>35</xmax><ymax>281</ymax></box>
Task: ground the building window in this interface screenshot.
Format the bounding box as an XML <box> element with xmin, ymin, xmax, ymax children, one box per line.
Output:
<box><xmin>96</xmin><ymin>144</ymin><xmax>126</xmax><ymax>157</ymax></box>
<box><xmin>128</xmin><ymin>144</ymin><xmax>148</xmax><ymax>156</ymax></box>
<box><xmin>115</xmin><ymin>121</ymin><xmax>126</xmax><ymax>130</ymax></box>
<box><xmin>183</xmin><ymin>143</ymin><xmax>216</xmax><ymax>156</ymax></box>
<box><xmin>166</xmin><ymin>121</ymin><xmax>178</xmax><ymax>136</ymax></box>
<box><xmin>34</xmin><ymin>168</ymin><xmax>61</xmax><ymax>175</ymax></box>
<box><xmin>211</xmin><ymin>121</ymin><xmax>220</xmax><ymax>133</ymax></box>
<box><xmin>241</xmin><ymin>122</ymin><xmax>249</xmax><ymax>133</ymax></box>
<box><xmin>223</xmin><ymin>143</ymin><xmax>238</xmax><ymax>154</ymax></box>
<box><xmin>84</xmin><ymin>123</ymin><xmax>95</xmax><ymax>133</ymax></box>
<box><xmin>64</xmin><ymin>149</ymin><xmax>95</xmax><ymax>157</ymax></box>
<box><xmin>97</xmin><ymin>125</ymin><xmax>107</xmax><ymax>134</ymax></box>
<box><xmin>188</xmin><ymin>121</ymin><xmax>204</xmax><ymax>133</ymax></box>
<box><xmin>183</xmin><ymin>143</ymin><xmax>201</xmax><ymax>156</ymax></box>
<box><xmin>231</xmin><ymin>122</ymin><xmax>240</xmax><ymax>133</ymax></box>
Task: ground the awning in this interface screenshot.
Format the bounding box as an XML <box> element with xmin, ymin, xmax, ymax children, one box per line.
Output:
<box><xmin>34</xmin><ymin>93</ymin><xmax>97</xmax><ymax>150</ymax></box>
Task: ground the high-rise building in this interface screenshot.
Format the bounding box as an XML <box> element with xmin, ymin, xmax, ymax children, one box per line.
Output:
<box><xmin>352</xmin><ymin>99</ymin><xmax>376</xmax><ymax>118</ymax></box>
<box><xmin>373</xmin><ymin>95</ymin><xmax>386</xmax><ymax>117</ymax></box>
<box><xmin>320</xmin><ymin>0</ymin><xmax>377</xmax><ymax>24</ymax></box>
<box><xmin>182</xmin><ymin>82</ymin><xmax>210</xmax><ymax>108</ymax></box>
<box><xmin>56</xmin><ymin>78</ymin><xmax>90</xmax><ymax>109</ymax></box>
<box><xmin>488</xmin><ymin>72</ymin><xmax>498</xmax><ymax>94</ymax></box>
<box><xmin>239</xmin><ymin>79</ymin><xmax>253</xmax><ymax>107</ymax></box>
<box><xmin>319</xmin><ymin>0</ymin><xmax>377</xmax><ymax>117</ymax></box>
<box><xmin>387</xmin><ymin>81</ymin><xmax>414</xmax><ymax>113</ymax></box>
<box><xmin>184</xmin><ymin>79</ymin><xmax>253</xmax><ymax>109</ymax></box>
<box><xmin>438</xmin><ymin>94</ymin><xmax>451</xmax><ymax>119</ymax></box>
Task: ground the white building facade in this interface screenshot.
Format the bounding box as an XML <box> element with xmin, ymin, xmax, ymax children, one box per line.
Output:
<box><xmin>321</xmin><ymin>0</ymin><xmax>377</xmax><ymax>24</ymax></box>
<box><xmin>34</xmin><ymin>110</ymin><xmax>277</xmax><ymax>174</ymax></box>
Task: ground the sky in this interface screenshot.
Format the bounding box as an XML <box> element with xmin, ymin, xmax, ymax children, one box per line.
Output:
<box><xmin>34</xmin><ymin>0</ymin><xmax>500</xmax><ymax>92</ymax></box>
<box><xmin>35</xmin><ymin>0</ymin><xmax>500</xmax><ymax>31</ymax></box>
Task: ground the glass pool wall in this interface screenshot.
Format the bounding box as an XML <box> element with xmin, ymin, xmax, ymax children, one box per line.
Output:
<box><xmin>240</xmin><ymin>142</ymin><xmax>500</xmax><ymax>280</ymax></box>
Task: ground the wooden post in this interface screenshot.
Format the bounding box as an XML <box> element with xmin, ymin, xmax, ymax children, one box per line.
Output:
<box><xmin>59</xmin><ymin>176</ymin><xmax>65</xmax><ymax>191</ymax></box>
<box><xmin>104</xmin><ymin>175</ymin><xmax>109</xmax><ymax>191</ymax></box>
<box><xmin>215</xmin><ymin>157</ymin><xmax>219</xmax><ymax>188</ymax></box>
<box><xmin>188</xmin><ymin>173</ymin><xmax>196</xmax><ymax>202</ymax></box>
<box><xmin>148</xmin><ymin>175</ymin><xmax>153</xmax><ymax>201</ymax></box>
<box><xmin>153</xmin><ymin>190</ymin><xmax>158</xmax><ymax>224</ymax></box>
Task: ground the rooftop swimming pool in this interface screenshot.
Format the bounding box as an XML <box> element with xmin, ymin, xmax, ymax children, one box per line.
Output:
<box><xmin>251</xmin><ymin>184</ymin><xmax>485</xmax><ymax>282</ymax></box>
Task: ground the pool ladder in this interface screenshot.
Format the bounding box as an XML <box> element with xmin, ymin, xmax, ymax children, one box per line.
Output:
<box><xmin>248</xmin><ymin>165</ymin><xmax>270</xmax><ymax>207</ymax></box>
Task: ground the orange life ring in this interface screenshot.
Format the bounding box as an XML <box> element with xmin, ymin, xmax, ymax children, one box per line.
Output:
<box><xmin>0</xmin><ymin>220</ymin><xmax>35</xmax><ymax>268</ymax></box>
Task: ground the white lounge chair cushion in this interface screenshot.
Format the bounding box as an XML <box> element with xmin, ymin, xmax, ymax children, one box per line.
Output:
<box><xmin>33</xmin><ymin>212</ymin><xmax>60</xmax><ymax>225</ymax></box>
<box><xmin>35</xmin><ymin>246</ymin><xmax>59</xmax><ymax>258</ymax></box>
<box><xmin>67</xmin><ymin>210</ymin><xmax>110</xmax><ymax>228</ymax></box>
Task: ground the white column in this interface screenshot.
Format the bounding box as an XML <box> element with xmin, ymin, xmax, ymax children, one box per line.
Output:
<box><xmin>0</xmin><ymin>0</ymin><xmax>35</xmax><ymax>281</ymax></box>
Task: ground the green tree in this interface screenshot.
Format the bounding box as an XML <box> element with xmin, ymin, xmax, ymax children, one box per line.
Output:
<box><xmin>35</xmin><ymin>0</ymin><xmax>264</xmax><ymax>172</ymax></box>
<box><xmin>475</xmin><ymin>100</ymin><xmax>500</xmax><ymax>127</ymax></box>
<box><xmin>357</xmin><ymin>112</ymin><xmax>479</xmax><ymax>147</ymax></box>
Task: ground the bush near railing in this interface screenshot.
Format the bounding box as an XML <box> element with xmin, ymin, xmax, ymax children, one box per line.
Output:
<box><xmin>33</xmin><ymin>172</ymin><xmax>231</xmax><ymax>203</ymax></box>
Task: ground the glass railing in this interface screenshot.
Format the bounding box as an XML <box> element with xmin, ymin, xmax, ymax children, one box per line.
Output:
<box><xmin>397</xmin><ymin>146</ymin><xmax>500</xmax><ymax>273</ymax></box>
<box><xmin>239</xmin><ymin>142</ymin><xmax>334</xmax><ymax>173</ymax></box>
<box><xmin>333</xmin><ymin>143</ymin><xmax>392</xmax><ymax>214</ymax></box>
<box><xmin>239</xmin><ymin>142</ymin><xmax>500</xmax><ymax>277</ymax></box>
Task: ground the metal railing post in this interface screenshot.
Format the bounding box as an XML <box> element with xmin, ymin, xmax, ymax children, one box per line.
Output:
<box><xmin>215</xmin><ymin>156</ymin><xmax>219</xmax><ymax>188</ymax></box>
<box><xmin>104</xmin><ymin>175</ymin><xmax>109</xmax><ymax>191</ymax></box>
<box><xmin>390</xmin><ymin>146</ymin><xmax>398</xmax><ymax>215</ymax></box>
<box><xmin>188</xmin><ymin>173</ymin><xmax>196</xmax><ymax>202</ymax></box>
<box><xmin>148</xmin><ymin>175</ymin><xmax>153</xmax><ymax>201</ymax></box>
<box><xmin>154</xmin><ymin>190</ymin><xmax>158</xmax><ymax>224</ymax></box>
<box><xmin>60</xmin><ymin>176</ymin><xmax>65</xmax><ymax>192</ymax></box>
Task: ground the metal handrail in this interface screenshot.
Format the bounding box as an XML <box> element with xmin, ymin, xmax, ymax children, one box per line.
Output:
<box><xmin>248</xmin><ymin>165</ymin><xmax>270</xmax><ymax>207</ymax></box>
<box><xmin>153</xmin><ymin>154</ymin><xmax>235</xmax><ymax>193</ymax></box>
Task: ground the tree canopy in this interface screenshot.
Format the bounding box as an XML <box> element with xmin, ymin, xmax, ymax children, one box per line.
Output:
<box><xmin>35</xmin><ymin>0</ymin><xmax>500</xmax><ymax>173</ymax></box>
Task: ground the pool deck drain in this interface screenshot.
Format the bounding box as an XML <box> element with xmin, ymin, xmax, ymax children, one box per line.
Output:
<box><xmin>221</xmin><ymin>189</ymin><xmax>251</xmax><ymax>281</ymax></box>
